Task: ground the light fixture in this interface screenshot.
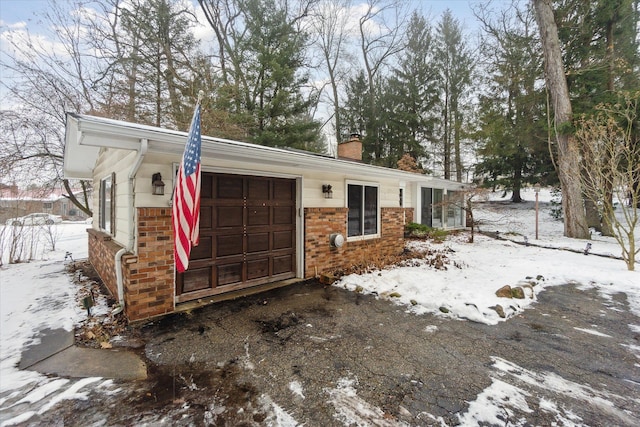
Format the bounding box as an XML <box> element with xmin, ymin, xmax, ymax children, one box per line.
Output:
<box><xmin>322</xmin><ymin>184</ymin><xmax>333</xmax><ymax>199</ymax></box>
<box><xmin>152</xmin><ymin>172</ymin><xmax>165</xmax><ymax>196</ymax></box>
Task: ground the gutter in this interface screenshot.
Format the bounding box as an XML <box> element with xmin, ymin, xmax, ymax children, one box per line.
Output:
<box><xmin>112</xmin><ymin>138</ymin><xmax>148</xmax><ymax>315</ymax></box>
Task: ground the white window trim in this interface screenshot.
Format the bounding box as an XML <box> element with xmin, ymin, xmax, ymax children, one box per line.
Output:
<box><xmin>345</xmin><ymin>180</ymin><xmax>380</xmax><ymax>242</ymax></box>
<box><xmin>99</xmin><ymin>173</ymin><xmax>115</xmax><ymax>235</ymax></box>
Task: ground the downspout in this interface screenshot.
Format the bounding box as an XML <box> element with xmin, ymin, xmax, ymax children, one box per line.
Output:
<box><xmin>113</xmin><ymin>138</ymin><xmax>148</xmax><ymax>315</ymax></box>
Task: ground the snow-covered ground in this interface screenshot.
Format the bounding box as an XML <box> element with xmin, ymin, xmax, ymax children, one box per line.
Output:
<box><xmin>337</xmin><ymin>187</ymin><xmax>640</xmax><ymax>326</ymax></box>
<box><xmin>1</xmin><ymin>189</ymin><xmax>638</xmax><ymax>426</ymax></box>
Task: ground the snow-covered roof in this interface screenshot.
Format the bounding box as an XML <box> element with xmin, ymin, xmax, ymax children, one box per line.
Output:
<box><xmin>64</xmin><ymin>112</ymin><xmax>465</xmax><ymax>189</ymax></box>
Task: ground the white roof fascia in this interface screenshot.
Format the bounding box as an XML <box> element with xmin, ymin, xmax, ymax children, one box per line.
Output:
<box><xmin>64</xmin><ymin>113</ymin><xmax>467</xmax><ymax>190</ymax></box>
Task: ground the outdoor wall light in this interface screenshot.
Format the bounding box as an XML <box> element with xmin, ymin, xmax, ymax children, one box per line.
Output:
<box><xmin>152</xmin><ymin>172</ymin><xmax>165</xmax><ymax>196</ymax></box>
<box><xmin>322</xmin><ymin>184</ymin><xmax>333</xmax><ymax>199</ymax></box>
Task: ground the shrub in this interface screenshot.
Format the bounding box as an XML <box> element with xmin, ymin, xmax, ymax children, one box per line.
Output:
<box><xmin>405</xmin><ymin>222</ymin><xmax>449</xmax><ymax>242</ymax></box>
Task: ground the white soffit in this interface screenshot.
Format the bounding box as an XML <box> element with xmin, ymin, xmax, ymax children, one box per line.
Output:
<box><xmin>63</xmin><ymin>113</ymin><xmax>466</xmax><ymax>189</ymax></box>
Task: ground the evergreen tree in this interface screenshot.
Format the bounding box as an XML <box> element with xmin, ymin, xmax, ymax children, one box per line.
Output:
<box><xmin>200</xmin><ymin>0</ymin><xmax>323</xmax><ymax>152</ymax></box>
<box><xmin>434</xmin><ymin>10</ymin><xmax>473</xmax><ymax>181</ymax></box>
<box><xmin>475</xmin><ymin>3</ymin><xmax>552</xmax><ymax>201</ymax></box>
<box><xmin>387</xmin><ymin>12</ymin><xmax>437</xmax><ymax>170</ymax></box>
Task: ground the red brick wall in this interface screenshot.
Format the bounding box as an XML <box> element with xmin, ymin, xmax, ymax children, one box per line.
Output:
<box><xmin>337</xmin><ymin>140</ymin><xmax>362</xmax><ymax>161</ymax></box>
<box><xmin>304</xmin><ymin>207</ymin><xmax>413</xmax><ymax>277</ymax></box>
<box><xmin>87</xmin><ymin>208</ymin><xmax>175</xmax><ymax>322</ymax></box>
<box><xmin>124</xmin><ymin>208</ymin><xmax>174</xmax><ymax>321</ymax></box>
<box><xmin>87</xmin><ymin>228</ymin><xmax>122</xmax><ymax>299</ymax></box>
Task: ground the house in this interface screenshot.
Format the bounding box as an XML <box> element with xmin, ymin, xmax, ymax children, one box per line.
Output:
<box><xmin>0</xmin><ymin>185</ymin><xmax>91</xmax><ymax>223</ymax></box>
<box><xmin>64</xmin><ymin>113</ymin><xmax>466</xmax><ymax>322</ymax></box>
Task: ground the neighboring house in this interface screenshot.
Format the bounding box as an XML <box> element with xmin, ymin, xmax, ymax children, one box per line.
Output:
<box><xmin>64</xmin><ymin>112</ymin><xmax>466</xmax><ymax>322</ymax></box>
<box><xmin>0</xmin><ymin>186</ymin><xmax>91</xmax><ymax>223</ymax></box>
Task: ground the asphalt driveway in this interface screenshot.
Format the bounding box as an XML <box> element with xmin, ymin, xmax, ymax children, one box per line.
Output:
<box><xmin>25</xmin><ymin>280</ymin><xmax>640</xmax><ymax>426</ymax></box>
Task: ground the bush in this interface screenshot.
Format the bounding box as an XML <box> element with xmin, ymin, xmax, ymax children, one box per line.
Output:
<box><xmin>405</xmin><ymin>222</ymin><xmax>449</xmax><ymax>242</ymax></box>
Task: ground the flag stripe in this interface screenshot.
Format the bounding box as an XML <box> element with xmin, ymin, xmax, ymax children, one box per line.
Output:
<box><xmin>173</xmin><ymin>105</ymin><xmax>202</xmax><ymax>273</ymax></box>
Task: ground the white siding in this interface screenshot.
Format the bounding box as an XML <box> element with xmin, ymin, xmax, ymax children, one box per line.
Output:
<box><xmin>93</xmin><ymin>148</ymin><xmax>137</xmax><ymax>248</ymax></box>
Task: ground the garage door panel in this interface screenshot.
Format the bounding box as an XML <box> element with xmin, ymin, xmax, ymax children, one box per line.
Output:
<box><xmin>218</xmin><ymin>263</ymin><xmax>242</xmax><ymax>286</ymax></box>
<box><xmin>247</xmin><ymin>233</ymin><xmax>269</xmax><ymax>253</ymax></box>
<box><xmin>273</xmin><ymin>206</ymin><xmax>293</xmax><ymax>225</ymax></box>
<box><xmin>273</xmin><ymin>180</ymin><xmax>294</xmax><ymax>200</ymax></box>
<box><xmin>273</xmin><ymin>230</ymin><xmax>293</xmax><ymax>250</ymax></box>
<box><xmin>200</xmin><ymin>206</ymin><xmax>213</xmax><ymax>229</ymax></box>
<box><xmin>273</xmin><ymin>254</ymin><xmax>293</xmax><ymax>275</ymax></box>
<box><xmin>190</xmin><ymin>236</ymin><xmax>212</xmax><ymax>260</ymax></box>
<box><xmin>182</xmin><ymin>267</ymin><xmax>212</xmax><ymax>293</ymax></box>
<box><xmin>217</xmin><ymin>176</ymin><xmax>243</xmax><ymax>199</ymax></box>
<box><xmin>247</xmin><ymin>207</ymin><xmax>269</xmax><ymax>226</ymax></box>
<box><xmin>247</xmin><ymin>258</ymin><xmax>269</xmax><ymax>280</ymax></box>
<box><xmin>217</xmin><ymin>206</ymin><xmax>243</xmax><ymax>227</ymax></box>
<box><xmin>201</xmin><ymin>173</ymin><xmax>214</xmax><ymax>198</ymax></box>
<box><xmin>217</xmin><ymin>234</ymin><xmax>244</xmax><ymax>257</ymax></box>
<box><xmin>248</xmin><ymin>178</ymin><xmax>270</xmax><ymax>199</ymax></box>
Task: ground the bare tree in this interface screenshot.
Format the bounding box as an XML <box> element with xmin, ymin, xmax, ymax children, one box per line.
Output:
<box><xmin>310</xmin><ymin>0</ymin><xmax>353</xmax><ymax>145</ymax></box>
<box><xmin>532</xmin><ymin>0</ymin><xmax>589</xmax><ymax>238</ymax></box>
<box><xmin>357</xmin><ymin>0</ymin><xmax>408</xmax><ymax>161</ymax></box>
<box><xmin>0</xmin><ymin>1</ymin><xmax>101</xmax><ymax>216</ymax></box>
<box><xmin>576</xmin><ymin>92</ymin><xmax>640</xmax><ymax>270</ymax></box>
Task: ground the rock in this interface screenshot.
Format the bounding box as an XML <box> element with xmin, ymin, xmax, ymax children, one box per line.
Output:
<box><xmin>354</xmin><ymin>285</ymin><xmax>364</xmax><ymax>293</ymax></box>
<box><xmin>389</xmin><ymin>292</ymin><xmax>401</xmax><ymax>298</ymax></box>
<box><xmin>496</xmin><ymin>285</ymin><xmax>512</xmax><ymax>298</ymax></box>
<box><xmin>320</xmin><ymin>273</ymin><xmax>336</xmax><ymax>285</ymax></box>
<box><xmin>511</xmin><ymin>287</ymin><xmax>525</xmax><ymax>299</ymax></box>
<box><xmin>521</xmin><ymin>284</ymin><xmax>534</xmax><ymax>298</ymax></box>
<box><xmin>492</xmin><ymin>305</ymin><xmax>506</xmax><ymax>318</ymax></box>
<box><xmin>439</xmin><ymin>306</ymin><xmax>450</xmax><ymax>313</ymax></box>
<box><xmin>536</xmin><ymin>275</ymin><xmax>545</xmax><ymax>281</ymax></box>
<box><xmin>410</xmin><ymin>299</ymin><xmax>418</xmax><ymax>306</ymax></box>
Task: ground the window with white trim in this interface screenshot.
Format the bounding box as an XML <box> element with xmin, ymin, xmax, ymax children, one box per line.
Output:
<box><xmin>347</xmin><ymin>182</ymin><xmax>379</xmax><ymax>238</ymax></box>
<box><xmin>99</xmin><ymin>173</ymin><xmax>115</xmax><ymax>235</ymax></box>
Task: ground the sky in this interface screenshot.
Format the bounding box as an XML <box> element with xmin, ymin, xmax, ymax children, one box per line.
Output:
<box><xmin>0</xmin><ymin>0</ymin><xmax>492</xmax><ymax>35</ymax></box>
<box><xmin>1</xmin><ymin>187</ymin><xmax>639</xmax><ymax>425</ymax></box>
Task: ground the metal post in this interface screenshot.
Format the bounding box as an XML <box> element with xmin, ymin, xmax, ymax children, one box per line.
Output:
<box><xmin>535</xmin><ymin>191</ymin><xmax>539</xmax><ymax>240</ymax></box>
<box><xmin>534</xmin><ymin>184</ymin><xmax>540</xmax><ymax>240</ymax></box>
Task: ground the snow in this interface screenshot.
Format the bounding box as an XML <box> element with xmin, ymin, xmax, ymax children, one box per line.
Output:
<box><xmin>336</xmin><ymin>187</ymin><xmax>640</xmax><ymax>326</ymax></box>
<box><xmin>0</xmin><ymin>222</ymin><xmax>93</xmax><ymax>425</ymax></box>
<box><xmin>1</xmin><ymin>189</ymin><xmax>639</xmax><ymax>425</ymax></box>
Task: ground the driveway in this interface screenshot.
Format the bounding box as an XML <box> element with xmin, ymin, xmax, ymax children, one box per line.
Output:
<box><xmin>25</xmin><ymin>280</ymin><xmax>640</xmax><ymax>426</ymax></box>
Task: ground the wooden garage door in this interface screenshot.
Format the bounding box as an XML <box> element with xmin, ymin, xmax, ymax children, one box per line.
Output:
<box><xmin>176</xmin><ymin>173</ymin><xmax>296</xmax><ymax>302</ymax></box>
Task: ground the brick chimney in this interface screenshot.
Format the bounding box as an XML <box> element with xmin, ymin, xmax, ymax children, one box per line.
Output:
<box><xmin>337</xmin><ymin>133</ymin><xmax>363</xmax><ymax>161</ymax></box>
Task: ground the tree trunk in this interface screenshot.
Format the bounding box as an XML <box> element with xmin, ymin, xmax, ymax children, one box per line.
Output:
<box><xmin>511</xmin><ymin>167</ymin><xmax>523</xmax><ymax>202</ymax></box>
<box><xmin>454</xmin><ymin>110</ymin><xmax>463</xmax><ymax>182</ymax></box>
<box><xmin>533</xmin><ymin>0</ymin><xmax>589</xmax><ymax>239</ymax></box>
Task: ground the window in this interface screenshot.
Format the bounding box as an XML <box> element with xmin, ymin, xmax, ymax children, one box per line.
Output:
<box><xmin>446</xmin><ymin>191</ymin><xmax>465</xmax><ymax>228</ymax></box>
<box><xmin>99</xmin><ymin>173</ymin><xmax>115</xmax><ymax>235</ymax></box>
<box><xmin>43</xmin><ymin>202</ymin><xmax>53</xmax><ymax>211</ymax></box>
<box><xmin>347</xmin><ymin>183</ymin><xmax>379</xmax><ymax>238</ymax></box>
<box><xmin>432</xmin><ymin>188</ymin><xmax>443</xmax><ymax>228</ymax></box>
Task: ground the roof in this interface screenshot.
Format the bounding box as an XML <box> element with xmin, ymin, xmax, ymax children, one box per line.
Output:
<box><xmin>64</xmin><ymin>112</ymin><xmax>466</xmax><ymax>189</ymax></box>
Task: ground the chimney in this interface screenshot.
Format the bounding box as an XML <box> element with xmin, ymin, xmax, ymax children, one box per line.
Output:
<box><xmin>337</xmin><ymin>133</ymin><xmax>363</xmax><ymax>162</ymax></box>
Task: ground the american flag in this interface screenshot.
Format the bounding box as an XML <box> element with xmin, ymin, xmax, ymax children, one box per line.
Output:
<box><xmin>173</xmin><ymin>104</ymin><xmax>202</xmax><ymax>273</ymax></box>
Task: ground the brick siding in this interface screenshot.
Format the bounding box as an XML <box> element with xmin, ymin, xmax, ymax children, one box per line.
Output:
<box><xmin>304</xmin><ymin>207</ymin><xmax>413</xmax><ymax>277</ymax></box>
<box><xmin>87</xmin><ymin>208</ymin><xmax>175</xmax><ymax>322</ymax></box>
<box><xmin>87</xmin><ymin>228</ymin><xmax>122</xmax><ymax>299</ymax></box>
<box><xmin>88</xmin><ymin>205</ymin><xmax>414</xmax><ymax>322</ymax></box>
<box><xmin>125</xmin><ymin>208</ymin><xmax>174</xmax><ymax>321</ymax></box>
<box><xmin>337</xmin><ymin>140</ymin><xmax>362</xmax><ymax>161</ymax></box>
